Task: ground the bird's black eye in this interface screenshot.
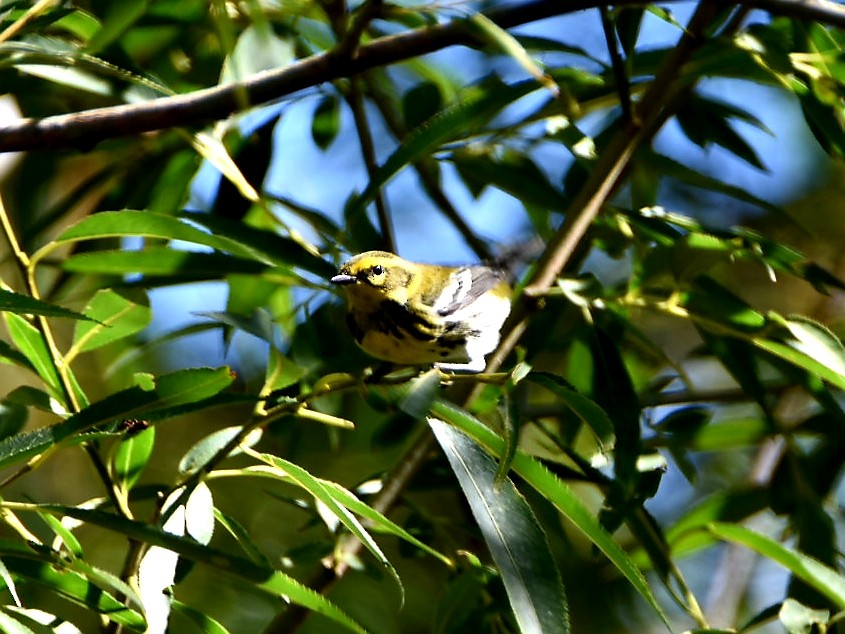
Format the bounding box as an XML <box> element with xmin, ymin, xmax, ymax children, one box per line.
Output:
<box><xmin>372</xmin><ymin>265</ymin><xmax>384</xmax><ymax>276</ymax></box>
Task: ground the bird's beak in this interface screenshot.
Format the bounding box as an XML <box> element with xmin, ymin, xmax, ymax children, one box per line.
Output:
<box><xmin>331</xmin><ymin>273</ymin><xmax>357</xmax><ymax>285</ymax></box>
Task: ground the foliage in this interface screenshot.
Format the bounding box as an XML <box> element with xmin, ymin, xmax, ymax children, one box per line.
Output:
<box><xmin>0</xmin><ymin>0</ymin><xmax>842</xmax><ymax>632</ymax></box>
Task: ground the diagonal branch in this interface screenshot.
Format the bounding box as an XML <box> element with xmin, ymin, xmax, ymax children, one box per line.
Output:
<box><xmin>0</xmin><ymin>0</ymin><xmax>843</xmax><ymax>153</ymax></box>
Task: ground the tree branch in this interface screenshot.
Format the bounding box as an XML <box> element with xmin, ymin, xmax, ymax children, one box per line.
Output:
<box><xmin>0</xmin><ymin>0</ymin><xmax>843</xmax><ymax>153</ymax></box>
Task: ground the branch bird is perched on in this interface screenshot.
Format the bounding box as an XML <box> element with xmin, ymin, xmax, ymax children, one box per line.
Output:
<box><xmin>331</xmin><ymin>251</ymin><xmax>512</xmax><ymax>372</ymax></box>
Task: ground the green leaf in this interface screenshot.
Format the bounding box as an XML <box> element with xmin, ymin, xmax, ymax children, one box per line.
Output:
<box><xmin>110</xmin><ymin>426</ymin><xmax>155</xmax><ymax>491</ymax></box>
<box><xmin>2</xmin><ymin>550</ymin><xmax>145</xmax><ymax>630</ymax></box>
<box><xmin>224</xmin><ymin>466</ymin><xmax>451</xmax><ymax>566</ymax></box>
<box><xmin>709</xmin><ymin>522</ymin><xmax>845</xmax><ymax>609</ymax></box>
<box><xmin>676</xmin><ymin>94</ymin><xmax>771</xmax><ymax>170</ymax></box>
<box><xmin>645</xmin><ymin>150</ymin><xmax>783</xmax><ymax>215</ymax></box>
<box><xmin>3</xmin><ymin>313</ymin><xmax>61</xmax><ymax>394</ymax></box>
<box><xmin>85</xmin><ymin>0</ymin><xmax>146</xmax><ymax>53</ymax></box>
<box><xmin>247</xmin><ymin>450</ymin><xmax>403</xmax><ymax>596</ymax></box>
<box><xmin>450</xmin><ymin>148</ymin><xmax>568</xmax><ymax>209</ymax></box>
<box><xmin>70</xmin><ymin>288</ymin><xmax>151</xmax><ymax>356</ymax></box>
<box><xmin>5</xmin><ymin>386</ymin><xmax>65</xmax><ymax>416</ymax></box>
<box><xmin>258</xmin><ymin>571</ymin><xmax>369</xmax><ymax>634</ymax></box>
<box><xmin>171</xmin><ymin>601</ymin><xmax>232</xmax><ymax>634</ymax></box>
<box><xmin>754</xmin><ymin>316</ymin><xmax>845</xmax><ymax>390</ymax></box>
<box><xmin>402</xmin><ymin>82</ymin><xmax>443</xmax><ymax>130</ymax></box>
<box><xmin>33</xmin><ymin>504</ymin><xmax>271</xmax><ymax>582</ymax></box>
<box><xmin>0</xmin><ymin>368</ymin><xmax>235</xmax><ymax>471</ymax></box>
<box><xmin>683</xmin><ymin>277</ymin><xmax>768</xmax><ymax>334</ymax></box>
<box><xmin>62</xmin><ymin>248</ymin><xmax>268</xmax><ymax>277</ymax></box>
<box><xmin>397</xmin><ymin>369</ymin><xmax>441</xmax><ymax>419</ymax></box>
<box><xmin>615</xmin><ymin>7</ymin><xmax>646</xmax><ymax>57</ymax></box>
<box><xmin>0</xmin><ymin>401</ymin><xmax>27</xmax><ymax>441</ymax></box>
<box><xmin>430</xmin><ymin>400</ymin><xmax>668</xmax><ymax>625</ymax></box>
<box><xmin>0</xmin><ymin>289</ymin><xmax>95</xmax><ymax>322</ymax></box>
<box><xmin>0</xmin><ymin>557</ymin><xmax>21</xmax><ymax>608</ymax></box>
<box><xmin>179</xmin><ymin>212</ymin><xmax>335</xmax><ymax>277</ymax></box>
<box><xmin>178</xmin><ymin>425</ymin><xmax>264</xmax><ymax>475</ymax></box>
<box><xmin>495</xmin><ymin>393</ymin><xmax>520</xmax><ymax>488</ymax></box>
<box><xmin>41</xmin><ymin>211</ymin><xmax>270</xmax><ymax>264</ymax></box>
<box><xmin>430</xmin><ymin>418</ymin><xmax>569</xmax><ymax>634</ymax></box>
<box><xmin>312</xmin><ymin>94</ymin><xmax>341</xmax><ymax>150</ymax></box>
<box><xmin>527</xmin><ymin>372</ymin><xmax>615</xmax><ymax>450</ymax></box>
<box><xmin>0</xmin><ymin>609</ymin><xmax>35</xmax><ymax>634</ymax></box>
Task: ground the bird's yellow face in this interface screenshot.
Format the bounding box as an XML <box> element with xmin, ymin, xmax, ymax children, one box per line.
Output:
<box><xmin>330</xmin><ymin>251</ymin><xmax>418</xmax><ymax>308</ymax></box>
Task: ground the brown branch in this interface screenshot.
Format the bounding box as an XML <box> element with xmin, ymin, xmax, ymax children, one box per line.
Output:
<box><xmin>0</xmin><ymin>0</ymin><xmax>843</xmax><ymax>153</ymax></box>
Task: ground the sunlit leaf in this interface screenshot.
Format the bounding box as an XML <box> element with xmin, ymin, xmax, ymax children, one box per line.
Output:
<box><xmin>710</xmin><ymin>522</ymin><xmax>845</xmax><ymax>609</ymax></box>
<box><xmin>70</xmin><ymin>288</ymin><xmax>151</xmax><ymax>356</ymax></box>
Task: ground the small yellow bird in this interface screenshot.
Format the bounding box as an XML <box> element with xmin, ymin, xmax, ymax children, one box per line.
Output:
<box><xmin>331</xmin><ymin>251</ymin><xmax>511</xmax><ymax>372</ymax></box>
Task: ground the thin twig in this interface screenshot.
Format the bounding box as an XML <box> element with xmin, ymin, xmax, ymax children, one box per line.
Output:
<box><xmin>600</xmin><ymin>6</ymin><xmax>633</xmax><ymax>124</ymax></box>
<box><xmin>347</xmin><ymin>79</ymin><xmax>397</xmax><ymax>252</ymax></box>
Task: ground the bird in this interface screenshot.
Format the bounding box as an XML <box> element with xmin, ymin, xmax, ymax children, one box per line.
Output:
<box><xmin>331</xmin><ymin>251</ymin><xmax>512</xmax><ymax>372</ymax></box>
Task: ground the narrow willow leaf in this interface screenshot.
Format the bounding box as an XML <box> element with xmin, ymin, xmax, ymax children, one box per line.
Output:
<box><xmin>185</xmin><ymin>482</ymin><xmax>215</xmax><ymax>545</ymax></box>
<box><xmin>0</xmin><ymin>339</ymin><xmax>35</xmax><ymax>371</ymax></box>
<box><xmin>70</xmin><ymin>288</ymin><xmax>151</xmax><ymax>357</ymax></box>
<box><xmin>213</xmin><ymin>509</ymin><xmax>273</xmax><ymax>567</ymax></box>
<box><xmin>111</xmin><ymin>426</ymin><xmax>155</xmax><ymax>491</ymax></box>
<box><xmin>33</xmin><ymin>504</ymin><xmax>272</xmax><ymax>582</ymax></box>
<box><xmin>42</xmin><ymin>211</ymin><xmax>268</xmax><ymax>264</ymax></box>
<box><xmin>494</xmin><ymin>393</ymin><xmax>519</xmax><ymax>488</ymax></box>
<box><xmin>0</xmin><ymin>557</ymin><xmax>21</xmax><ymax>607</ymax></box>
<box><xmin>172</xmin><ymin>601</ymin><xmax>231</xmax><ymax>634</ymax></box>
<box><xmin>397</xmin><ymin>368</ymin><xmax>441</xmax><ymax>419</ymax></box>
<box><xmin>528</xmin><ymin>372</ymin><xmax>615</xmax><ymax>450</ymax></box>
<box><xmin>5</xmin><ymin>386</ymin><xmax>65</xmax><ymax>416</ymax></box>
<box><xmin>3</xmin><ymin>313</ymin><xmax>61</xmax><ymax>394</ymax></box>
<box><xmin>246</xmin><ymin>450</ymin><xmax>403</xmax><ymax>597</ymax></box>
<box><xmin>430</xmin><ymin>399</ymin><xmax>668</xmax><ymax>625</ymax></box>
<box><xmin>0</xmin><ymin>367</ymin><xmax>235</xmax><ymax>471</ymax></box>
<box><xmin>178</xmin><ymin>425</ymin><xmax>264</xmax><ymax>475</ymax></box>
<box><xmin>258</xmin><ymin>571</ymin><xmax>369</xmax><ymax>634</ymax></box>
<box><xmin>710</xmin><ymin>522</ymin><xmax>845</xmax><ymax>609</ymax></box>
<box><xmin>0</xmin><ymin>609</ymin><xmax>39</xmax><ymax>634</ymax></box>
<box><xmin>754</xmin><ymin>316</ymin><xmax>845</xmax><ymax>390</ymax></box>
<box><xmin>0</xmin><ymin>288</ymin><xmax>94</xmax><ymax>322</ymax></box>
<box><xmin>222</xmin><ymin>24</ymin><xmax>294</xmax><ymax>82</ymax></box>
<box><xmin>179</xmin><ymin>212</ymin><xmax>335</xmax><ymax>277</ymax></box>
<box><xmin>430</xmin><ymin>418</ymin><xmax>569</xmax><ymax>634</ymax></box>
<box><xmin>62</xmin><ymin>248</ymin><xmax>268</xmax><ymax>277</ymax></box>
<box><xmin>312</xmin><ymin>94</ymin><xmax>341</xmax><ymax>150</ymax></box>
<box><xmin>218</xmin><ymin>466</ymin><xmax>451</xmax><ymax>566</ymax></box>
<box><xmin>646</xmin><ymin>150</ymin><xmax>783</xmax><ymax>215</ymax></box>
<box><xmin>40</xmin><ymin>512</ymin><xmax>84</xmax><ymax>559</ymax></box>
<box><xmin>2</xmin><ymin>555</ymin><xmax>146</xmax><ymax>630</ymax></box>
<box><xmin>310</xmin><ymin>479</ymin><xmax>451</xmax><ymax>566</ymax></box>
